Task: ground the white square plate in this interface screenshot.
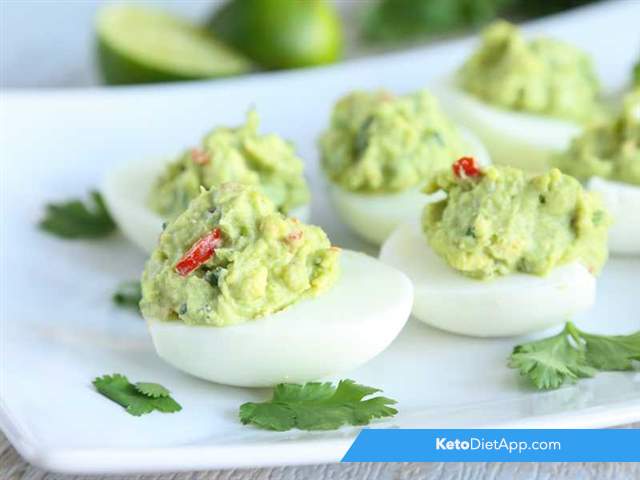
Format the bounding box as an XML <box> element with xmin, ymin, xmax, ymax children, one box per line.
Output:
<box><xmin>1</xmin><ymin>1</ymin><xmax>639</xmax><ymax>474</ymax></box>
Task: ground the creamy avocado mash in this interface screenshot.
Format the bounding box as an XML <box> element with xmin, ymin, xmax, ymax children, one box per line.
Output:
<box><xmin>422</xmin><ymin>163</ymin><xmax>609</xmax><ymax>279</ymax></box>
<box><xmin>459</xmin><ymin>20</ymin><xmax>600</xmax><ymax>122</ymax></box>
<box><xmin>141</xmin><ymin>183</ymin><xmax>340</xmax><ymax>326</ymax></box>
<box><xmin>555</xmin><ymin>89</ymin><xmax>640</xmax><ymax>186</ymax></box>
<box><xmin>319</xmin><ymin>89</ymin><xmax>469</xmax><ymax>193</ymax></box>
<box><xmin>149</xmin><ymin>111</ymin><xmax>309</xmax><ymax>220</ymax></box>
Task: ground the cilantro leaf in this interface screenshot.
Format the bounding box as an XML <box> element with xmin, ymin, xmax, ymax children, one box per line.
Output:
<box><xmin>509</xmin><ymin>327</ymin><xmax>596</xmax><ymax>390</ymax></box>
<box><xmin>579</xmin><ymin>328</ymin><xmax>640</xmax><ymax>371</ymax></box>
<box><xmin>93</xmin><ymin>374</ymin><xmax>181</xmax><ymax>416</ymax></box>
<box><xmin>239</xmin><ymin>379</ymin><xmax>397</xmax><ymax>431</ymax></box>
<box><xmin>113</xmin><ymin>281</ymin><xmax>142</xmax><ymax>311</ymax></box>
<box><xmin>509</xmin><ymin>322</ymin><xmax>640</xmax><ymax>390</ymax></box>
<box><xmin>40</xmin><ymin>191</ymin><xmax>116</xmax><ymax>238</ymax></box>
<box><xmin>135</xmin><ymin>382</ymin><xmax>171</xmax><ymax>398</ymax></box>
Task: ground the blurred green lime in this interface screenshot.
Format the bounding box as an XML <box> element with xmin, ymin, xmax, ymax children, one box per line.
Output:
<box><xmin>96</xmin><ymin>5</ymin><xmax>252</xmax><ymax>85</ymax></box>
<box><xmin>208</xmin><ymin>0</ymin><xmax>342</xmax><ymax>70</ymax></box>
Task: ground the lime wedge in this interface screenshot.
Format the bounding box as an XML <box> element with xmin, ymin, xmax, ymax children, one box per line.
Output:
<box><xmin>96</xmin><ymin>5</ymin><xmax>252</xmax><ymax>85</ymax></box>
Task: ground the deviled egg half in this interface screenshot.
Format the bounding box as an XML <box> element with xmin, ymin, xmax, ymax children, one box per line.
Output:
<box><xmin>104</xmin><ymin>111</ymin><xmax>310</xmax><ymax>253</ymax></box>
<box><xmin>318</xmin><ymin>88</ymin><xmax>490</xmax><ymax>245</ymax></box>
<box><xmin>140</xmin><ymin>183</ymin><xmax>413</xmax><ymax>387</ymax></box>
<box><xmin>432</xmin><ymin>21</ymin><xmax>601</xmax><ymax>172</ymax></box>
<box><xmin>556</xmin><ymin>89</ymin><xmax>640</xmax><ymax>255</ymax></box>
<box><xmin>380</xmin><ymin>158</ymin><xmax>610</xmax><ymax>337</ymax></box>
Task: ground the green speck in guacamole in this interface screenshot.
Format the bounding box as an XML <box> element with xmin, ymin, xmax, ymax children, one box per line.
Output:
<box><xmin>459</xmin><ymin>20</ymin><xmax>600</xmax><ymax>122</ymax></box>
<box><xmin>422</xmin><ymin>165</ymin><xmax>610</xmax><ymax>279</ymax></box>
<box><xmin>555</xmin><ymin>89</ymin><xmax>640</xmax><ymax>186</ymax></box>
<box><xmin>141</xmin><ymin>183</ymin><xmax>340</xmax><ymax>326</ymax></box>
<box><xmin>148</xmin><ymin>111</ymin><xmax>310</xmax><ymax>220</ymax></box>
<box><xmin>318</xmin><ymin>89</ymin><xmax>469</xmax><ymax>193</ymax></box>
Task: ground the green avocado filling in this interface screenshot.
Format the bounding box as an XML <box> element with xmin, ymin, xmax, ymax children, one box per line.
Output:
<box><xmin>555</xmin><ymin>89</ymin><xmax>640</xmax><ymax>186</ymax></box>
<box><xmin>459</xmin><ymin>20</ymin><xmax>600</xmax><ymax>122</ymax></box>
<box><xmin>422</xmin><ymin>165</ymin><xmax>609</xmax><ymax>280</ymax></box>
<box><xmin>148</xmin><ymin>111</ymin><xmax>310</xmax><ymax>220</ymax></box>
<box><xmin>141</xmin><ymin>183</ymin><xmax>340</xmax><ymax>326</ymax></box>
<box><xmin>318</xmin><ymin>89</ymin><xmax>469</xmax><ymax>193</ymax></box>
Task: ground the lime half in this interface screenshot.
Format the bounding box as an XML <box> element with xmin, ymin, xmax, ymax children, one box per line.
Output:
<box><xmin>97</xmin><ymin>5</ymin><xmax>252</xmax><ymax>85</ymax></box>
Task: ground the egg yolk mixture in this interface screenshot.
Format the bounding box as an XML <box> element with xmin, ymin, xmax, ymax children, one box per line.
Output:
<box><xmin>318</xmin><ymin>89</ymin><xmax>469</xmax><ymax>193</ymax></box>
<box><xmin>141</xmin><ymin>183</ymin><xmax>340</xmax><ymax>326</ymax></box>
<box><xmin>459</xmin><ymin>20</ymin><xmax>600</xmax><ymax>122</ymax></box>
<box><xmin>422</xmin><ymin>160</ymin><xmax>610</xmax><ymax>280</ymax></box>
<box><xmin>555</xmin><ymin>89</ymin><xmax>640</xmax><ymax>186</ymax></box>
<box><xmin>148</xmin><ymin>111</ymin><xmax>309</xmax><ymax>220</ymax></box>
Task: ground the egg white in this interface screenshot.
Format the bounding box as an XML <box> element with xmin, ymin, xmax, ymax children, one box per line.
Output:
<box><xmin>146</xmin><ymin>250</ymin><xmax>413</xmax><ymax>387</ymax></box>
<box><xmin>379</xmin><ymin>223</ymin><xmax>596</xmax><ymax>337</ymax></box>
<box><xmin>326</xmin><ymin>128</ymin><xmax>491</xmax><ymax>246</ymax></box>
<box><xmin>431</xmin><ymin>76</ymin><xmax>581</xmax><ymax>173</ymax></box>
<box><xmin>103</xmin><ymin>157</ymin><xmax>310</xmax><ymax>253</ymax></box>
<box><xmin>588</xmin><ymin>177</ymin><xmax>640</xmax><ymax>255</ymax></box>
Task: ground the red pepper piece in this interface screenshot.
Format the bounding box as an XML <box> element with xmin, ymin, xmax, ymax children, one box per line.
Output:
<box><xmin>175</xmin><ymin>228</ymin><xmax>222</xmax><ymax>276</ymax></box>
<box><xmin>190</xmin><ymin>148</ymin><xmax>210</xmax><ymax>165</ymax></box>
<box><xmin>452</xmin><ymin>156</ymin><xmax>482</xmax><ymax>179</ymax></box>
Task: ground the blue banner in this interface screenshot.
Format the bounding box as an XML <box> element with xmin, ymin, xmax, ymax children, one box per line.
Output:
<box><xmin>342</xmin><ymin>429</ymin><xmax>640</xmax><ymax>462</ymax></box>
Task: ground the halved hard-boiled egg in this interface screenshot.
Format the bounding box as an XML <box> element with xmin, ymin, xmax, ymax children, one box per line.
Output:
<box><xmin>149</xmin><ymin>249</ymin><xmax>413</xmax><ymax>387</ymax></box>
<box><xmin>325</xmin><ymin>128</ymin><xmax>490</xmax><ymax>245</ymax></box>
<box><xmin>319</xmin><ymin>88</ymin><xmax>491</xmax><ymax>246</ymax></box>
<box><xmin>380</xmin><ymin>160</ymin><xmax>606</xmax><ymax>337</ymax></box>
<box><xmin>555</xmin><ymin>89</ymin><xmax>640</xmax><ymax>255</ymax></box>
<box><xmin>432</xmin><ymin>78</ymin><xmax>581</xmax><ymax>173</ymax></box>
<box><xmin>104</xmin><ymin>157</ymin><xmax>309</xmax><ymax>253</ymax></box>
<box><xmin>104</xmin><ymin>111</ymin><xmax>310</xmax><ymax>253</ymax></box>
<box><xmin>141</xmin><ymin>183</ymin><xmax>413</xmax><ymax>387</ymax></box>
<box><xmin>380</xmin><ymin>222</ymin><xmax>595</xmax><ymax>337</ymax></box>
<box><xmin>432</xmin><ymin>21</ymin><xmax>601</xmax><ymax>173</ymax></box>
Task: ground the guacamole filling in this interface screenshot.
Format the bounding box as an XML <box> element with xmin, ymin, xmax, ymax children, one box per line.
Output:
<box><xmin>422</xmin><ymin>159</ymin><xmax>609</xmax><ymax>279</ymax></box>
<box><xmin>319</xmin><ymin>89</ymin><xmax>469</xmax><ymax>193</ymax></box>
<box><xmin>459</xmin><ymin>20</ymin><xmax>600</xmax><ymax>122</ymax></box>
<box><xmin>556</xmin><ymin>89</ymin><xmax>640</xmax><ymax>186</ymax></box>
<box><xmin>148</xmin><ymin>111</ymin><xmax>310</xmax><ymax>220</ymax></box>
<box><xmin>141</xmin><ymin>183</ymin><xmax>340</xmax><ymax>326</ymax></box>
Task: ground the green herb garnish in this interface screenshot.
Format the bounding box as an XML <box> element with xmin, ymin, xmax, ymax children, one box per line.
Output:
<box><xmin>633</xmin><ymin>59</ymin><xmax>640</xmax><ymax>86</ymax></box>
<box><xmin>360</xmin><ymin>0</ymin><xmax>601</xmax><ymax>44</ymax></box>
<box><xmin>361</xmin><ymin>0</ymin><xmax>510</xmax><ymax>44</ymax></box>
<box><xmin>40</xmin><ymin>190</ymin><xmax>116</xmax><ymax>238</ymax></box>
<box><xmin>134</xmin><ymin>382</ymin><xmax>171</xmax><ymax>398</ymax></box>
<box><xmin>509</xmin><ymin>322</ymin><xmax>640</xmax><ymax>390</ymax></box>
<box><xmin>93</xmin><ymin>374</ymin><xmax>181</xmax><ymax>416</ymax></box>
<box><xmin>239</xmin><ymin>379</ymin><xmax>397</xmax><ymax>431</ymax></box>
<box><xmin>113</xmin><ymin>281</ymin><xmax>142</xmax><ymax>310</ymax></box>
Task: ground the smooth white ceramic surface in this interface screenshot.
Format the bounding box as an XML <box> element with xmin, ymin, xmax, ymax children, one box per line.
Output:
<box><xmin>1</xmin><ymin>1</ymin><xmax>639</xmax><ymax>474</ymax></box>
